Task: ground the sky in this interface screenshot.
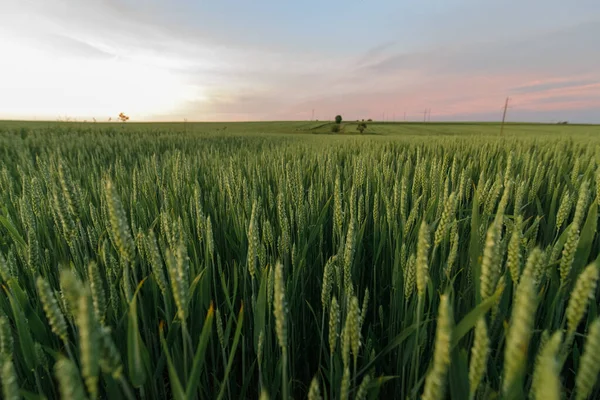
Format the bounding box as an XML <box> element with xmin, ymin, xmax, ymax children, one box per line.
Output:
<box><xmin>1</xmin><ymin>0</ymin><xmax>599</xmax><ymax>123</ymax></box>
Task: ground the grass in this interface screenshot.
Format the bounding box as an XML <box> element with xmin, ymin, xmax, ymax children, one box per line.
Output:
<box><xmin>0</xmin><ymin>120</ymin><xmax>599</xmax><ymax>399</ymax></box>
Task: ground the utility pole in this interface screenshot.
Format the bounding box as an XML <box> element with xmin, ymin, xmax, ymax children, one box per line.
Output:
<box><xmin>500</xmin><ymin>97</ymin><xmax>510</xmax><ymax>135</ymax></box>
<box><xmin>423</xmin><ymin>109</ymin><xmax>427</xmax><ymax>123</ymax></box>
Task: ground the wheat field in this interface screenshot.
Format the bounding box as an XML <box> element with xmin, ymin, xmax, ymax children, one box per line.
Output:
<box><xmin>1</xmin><ymin>122</ymin><xmax>600</xmax><ymax>399</ymax></box>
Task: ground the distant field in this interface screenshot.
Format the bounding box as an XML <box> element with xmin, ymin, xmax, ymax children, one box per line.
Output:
<box><xmin>1</xmin><ymin>120</ymin><xmax>600</xmax><ymax>399</ymax></box>
<box><xmin>1</xmin><ymin>119</ymin><xmax>599</xmax><ymax>138</ymax></box>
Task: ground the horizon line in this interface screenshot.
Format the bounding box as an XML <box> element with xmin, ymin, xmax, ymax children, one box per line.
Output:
<box><xmin>1</xmin><ymin>119</ymin><xmax>595</xmax><ymax>126</ymax></box>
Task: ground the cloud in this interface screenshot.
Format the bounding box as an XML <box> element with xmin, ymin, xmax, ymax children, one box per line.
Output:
<box><xmin>511</xmin><ymin>78</ymin><xmax>599</xmax><ymax>94</ymax></box>
<box><xmin>355</xmin><ymin>41</ymin><xmax>398</xmax><ymax>67</ymax></box>
<box><xmin>510</xmin><ymin>80</ymin><xmax>600</xmax><ymax>109</ymax></box>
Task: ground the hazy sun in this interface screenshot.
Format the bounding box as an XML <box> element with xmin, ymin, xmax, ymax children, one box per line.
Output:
<box><xmin>0</xmin><ymin>39</ymin><xmax>203</xmax><ymax>121</ymax></box>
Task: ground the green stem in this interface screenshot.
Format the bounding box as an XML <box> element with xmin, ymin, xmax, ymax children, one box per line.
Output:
<box><xmin>282</xmin><ymin>346</ymin><xmax>289</xmax><ymax>400</ymax></box>
<box><xmin>353</xmin><ymin>357</ymin><xmax>357</xmax><ymax>393</ymax></box>
<box><xmin>34</xmin><ymin>368</ymin><xmax>44</xmax><ymax>396</ymax></box>
<box><xmin>412</xmin><ymin>295</ymin><xmax>424</xmax><ymax>392</ymax></box>
<box><xmin>182</xmin><ymin>320</ymin><xmax>193</xmax><ymax>380</ymax></box>
<box><xmin>318</xmin><ymin>310</ymin><xmax>325</xmax><ymax>368</ymax></box>
<box><xmin>330</xmin><ymin>353</ymin><xmax>334</xmax><ymax>400</ymax></box>
<box><xmin>119</xmin><ymin>376</ymin><xmax>137</xmax><ymax>400</ymax></box>
<box><xmin>63</xmin><ymin>340</ymin><xmax>75</xmax><ymax>362</ymax></box>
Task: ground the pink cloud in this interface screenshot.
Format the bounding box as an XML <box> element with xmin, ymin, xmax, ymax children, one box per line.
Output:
<box><xmin>296</xmin><ymin>73</ymin><xmax>600</xmax><ymax>120</ymax></box>
<box><xmin>513</xmin><ymin>82</ymin><xmax>600</xmax><ymax>110</ymax></box>
<box><xmin>178</xmin><ymin>70</ymin><xmax>599</xmax><ymax>122</ymax></box>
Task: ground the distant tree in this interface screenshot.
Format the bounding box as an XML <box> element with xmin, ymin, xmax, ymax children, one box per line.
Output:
<box><xmin>118</xmin><ymin>112</ymin><xmax>130</xmax><ymax>122</ymax></box>
<box><xmin>357</xmin><ymin>122</ymin><xmax>367</xmax><ymax>134</ymax></box>
<box><xmin>331</xmin><ymin>124</ymin><xmax>341</xmax><ymax>133</ymax></box>
<box><xmin>367</xmin><ymin>118</ymin><xmax>372</xmax><ymax>122</ymax></box>
<box><xmin>335</xmin><ymin>115</ymin><xmax>342</xmax><ymax>124</ymax></box>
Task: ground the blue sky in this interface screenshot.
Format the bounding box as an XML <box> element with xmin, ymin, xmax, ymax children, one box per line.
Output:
<box><xmin>1</xmin><ymin>0</ymin><xmax>599</xmax><ymax>122</ymax></box>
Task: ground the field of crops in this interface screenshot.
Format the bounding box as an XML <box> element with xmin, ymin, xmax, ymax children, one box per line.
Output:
<box><xmin>1</xmin><ymin>121</ymin><xmax>600</xmax><ymax>399</ymax></box>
